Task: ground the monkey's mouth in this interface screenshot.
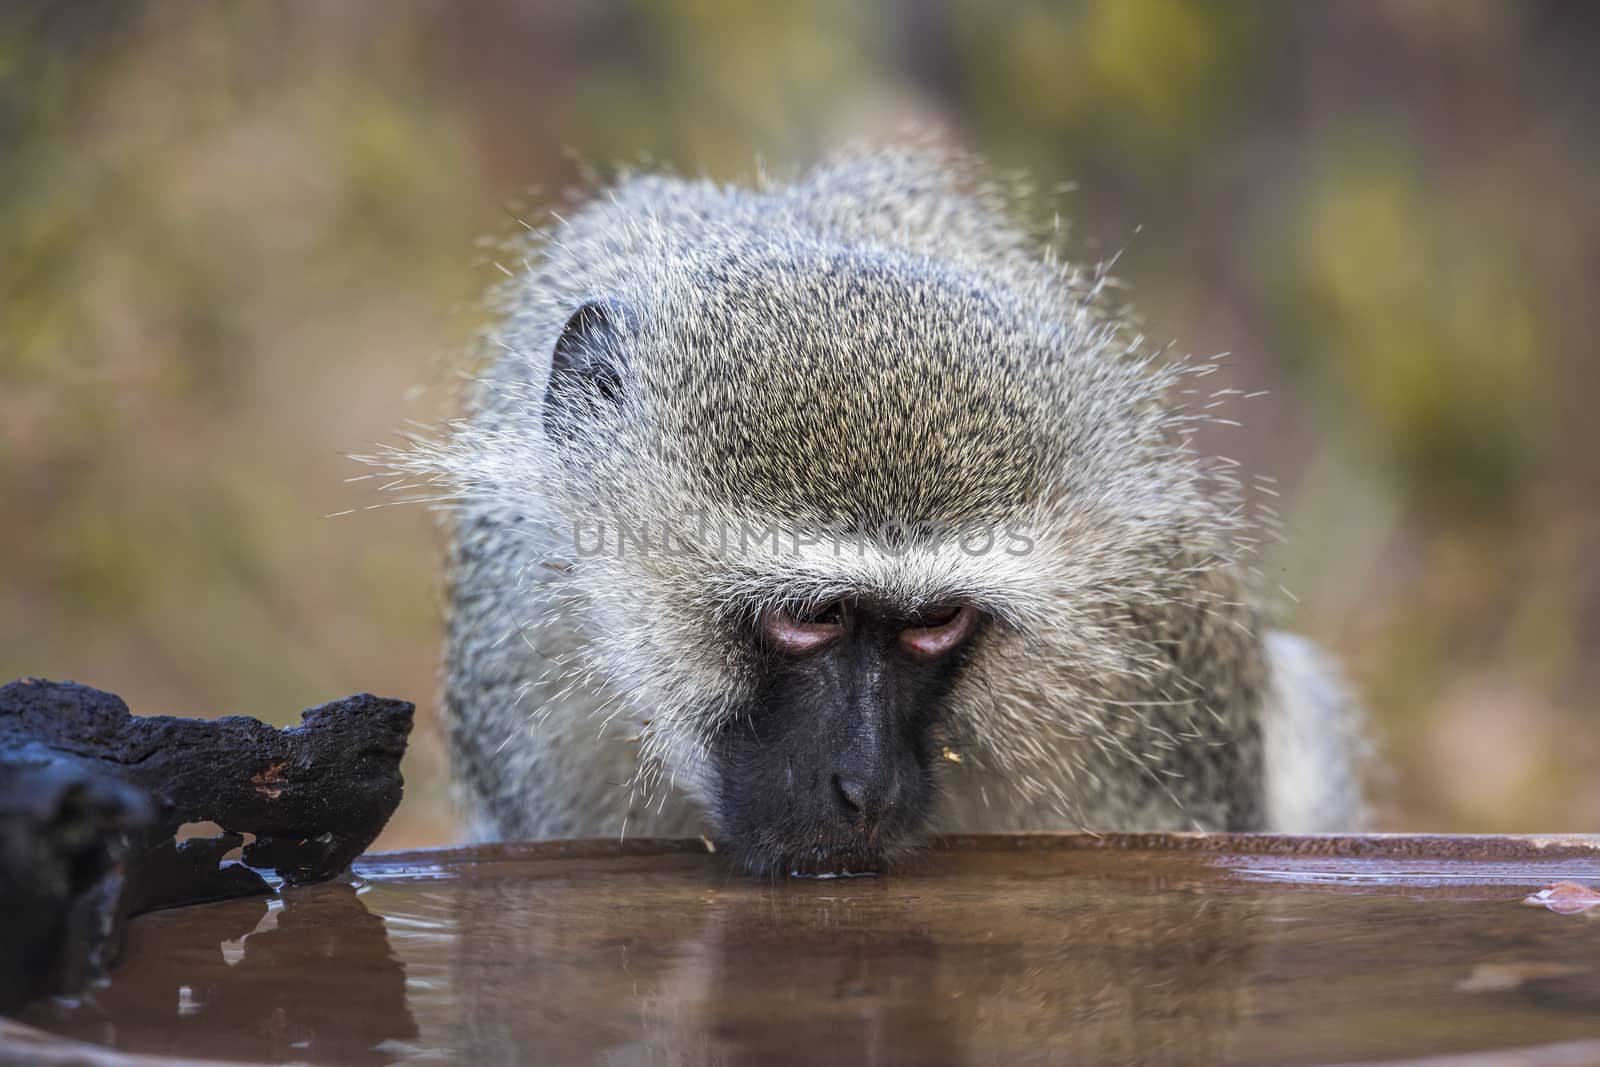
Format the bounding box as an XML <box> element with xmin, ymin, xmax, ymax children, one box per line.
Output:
<box><xmin>709</xmin><ymin>742</ymin><xmax>938</xmax><ymax>878</ymax></box>
<box><xmin>784</xmin><ymin>851</ymin><xmax>884</xmax><ymax>879</ymax></box>
<box><xmin>718</xmin><ymin>821</ymin><xmax>925</xmax><ymax>880</ymax></box>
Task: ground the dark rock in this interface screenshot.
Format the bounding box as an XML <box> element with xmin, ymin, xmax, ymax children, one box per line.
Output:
<box><xmin>0</xmin><ymin>759</ymin><xmax>152</xmax><ymax>1013</ymax></box>
<box><xmin>0</xmin><ymin>678</ymin><xmax>413</xmax><ymax>1011</ymax></box>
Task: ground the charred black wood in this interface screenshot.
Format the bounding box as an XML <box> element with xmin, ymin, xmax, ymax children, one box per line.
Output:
<box><xmin>0</xmin><ymin>679</ymin><xmax>413</xmax><ymax>1011</ymax></box>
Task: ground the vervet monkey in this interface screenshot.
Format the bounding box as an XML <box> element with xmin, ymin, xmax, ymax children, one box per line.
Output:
<box><xmin>408</xmin><ymin>151</ymin><xmax>1365</xmax><ymax>877</ymax></box>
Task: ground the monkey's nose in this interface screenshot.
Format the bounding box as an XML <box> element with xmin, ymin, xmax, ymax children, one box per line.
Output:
<box><xmin>832</xmin><ymin>772</ymin><xmax>900</xmax><ymax>830</ymax></box>
<box><xmin>833</xmin><ymin>773</ymin><xmax>870</xmax><ymax>813</ymax></box>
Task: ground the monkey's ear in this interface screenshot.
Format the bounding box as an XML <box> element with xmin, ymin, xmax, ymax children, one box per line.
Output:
<box><xmin>542</xmin><ymin>298</ymin><xmax>636</xmax><ymax>441</ymax></box>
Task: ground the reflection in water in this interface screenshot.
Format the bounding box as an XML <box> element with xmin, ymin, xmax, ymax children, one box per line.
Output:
<box><xmin>16</xmin><ymin>844</ymin><xmax>1600</xmax><ymax>1066</ymax></box>
<box><xmin>22</xmin><ymin>880</ymin><xmax>417</xmax><ymax>1065</ymax></box>
<box><xmin>416</xmin><ymin>852</ymin><xmax>1263</xmax><ymax>1066</ymax></box>
<box><xmin>641</xmin><ymin>888</ymin><xmax>1255</xmax><ymax>1066</ymax></box>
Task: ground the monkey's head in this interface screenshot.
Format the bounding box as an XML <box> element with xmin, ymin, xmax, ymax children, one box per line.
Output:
<box><xmin>443</xmin><ymin>178</ymin><xmax>1247</xmax><ymax>877</ymax></box>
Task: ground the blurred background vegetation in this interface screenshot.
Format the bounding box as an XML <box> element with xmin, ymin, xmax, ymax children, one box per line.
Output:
<box><xmin>3</xmin><ymin>1</ymin><xmax>1596</xmax><ymax>847</ymax></box>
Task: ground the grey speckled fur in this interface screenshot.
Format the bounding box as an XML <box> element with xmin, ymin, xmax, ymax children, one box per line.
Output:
<box><xmin>401</xmin><ymin>150</ymin><xmax>1367</xmax><ymax>845</ymax></box>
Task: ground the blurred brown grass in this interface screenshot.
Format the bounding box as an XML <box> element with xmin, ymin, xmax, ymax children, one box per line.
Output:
<box><xmin>3</xmin><ymin>1</ymin><xmax>1597</xmax><ymax>847</ymax></box>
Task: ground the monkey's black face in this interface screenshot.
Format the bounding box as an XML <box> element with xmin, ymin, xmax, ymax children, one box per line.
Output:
<box><xmin>710</xmin><ymin>598</ymin><xmax>981</xmax><ymax>878</ymax></box>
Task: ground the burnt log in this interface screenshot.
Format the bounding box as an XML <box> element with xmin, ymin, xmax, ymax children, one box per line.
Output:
<box><xmin>0</xmin><ymin>679</ymin><xmax>413</xmax><ymax>1012</ymax></box>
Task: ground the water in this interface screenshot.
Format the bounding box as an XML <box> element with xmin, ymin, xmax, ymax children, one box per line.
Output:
<box><xmin>14</xmin><ymin>835</ymin><xmax>1600</xmax><ymax>1065</ymax></box>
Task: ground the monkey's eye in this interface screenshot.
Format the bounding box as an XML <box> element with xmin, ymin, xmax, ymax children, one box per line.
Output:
<box><xmin>762</xmin><ymin>601</ymin><xmax>846</xmax><ymax>654</ymax></box>
<box><xmin>909</xmin><ymin>603</ymin><xmax>961</xmax><ymax>628</ymax></box>
<box><xmin>796</xmin><ymin>601</ymin><xmax>845</xmax><ymax>626</ymax></box>
<box><xmin>900</xmin><ymin>604</ymin><xmax>978</xmax><ymax>658</ymax></box>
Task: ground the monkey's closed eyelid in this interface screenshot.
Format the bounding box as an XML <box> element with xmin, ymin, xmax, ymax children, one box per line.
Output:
<box><xmin>761</xmin><ymin>604</ymin><xmax>844</xmax><ymax>653</ymax></box>
<box><xmin>900</xmin><ymin>604</ymin><xmax>979</xmax><ymax>657</ymax></box>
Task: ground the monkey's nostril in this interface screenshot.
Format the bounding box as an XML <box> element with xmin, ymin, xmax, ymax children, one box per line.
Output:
<box><xmin>834</xmin><ymin>773</ymin><xmax>868</xmax><ymax>812</ymax></box>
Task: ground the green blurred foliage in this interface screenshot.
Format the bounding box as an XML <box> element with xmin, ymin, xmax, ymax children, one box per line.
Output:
<box><xmin>1284</xmin><ymin>134</ymin><xmax>1551</xmax><ymax>518</ymax></box>
<box><xmin>2</xmin><ymin>1</ymin><xmax>1596</xmax><ymax>844</ymax></box>
<box><xmin>953</xmin><ymin>0</ymin><xmax>1263</xmax><ymax>175</ymax></box>
<box><xmin>577</xmin><ymin>0</ymin><xmax>884</xmax><ymax>167</ymax></box>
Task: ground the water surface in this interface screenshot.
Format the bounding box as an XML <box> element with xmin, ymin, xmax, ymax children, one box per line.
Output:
<box><xmin>15</xmin><ymin>834</ymin><xmax>1600</xmax><ymax>1065</ymax></box>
